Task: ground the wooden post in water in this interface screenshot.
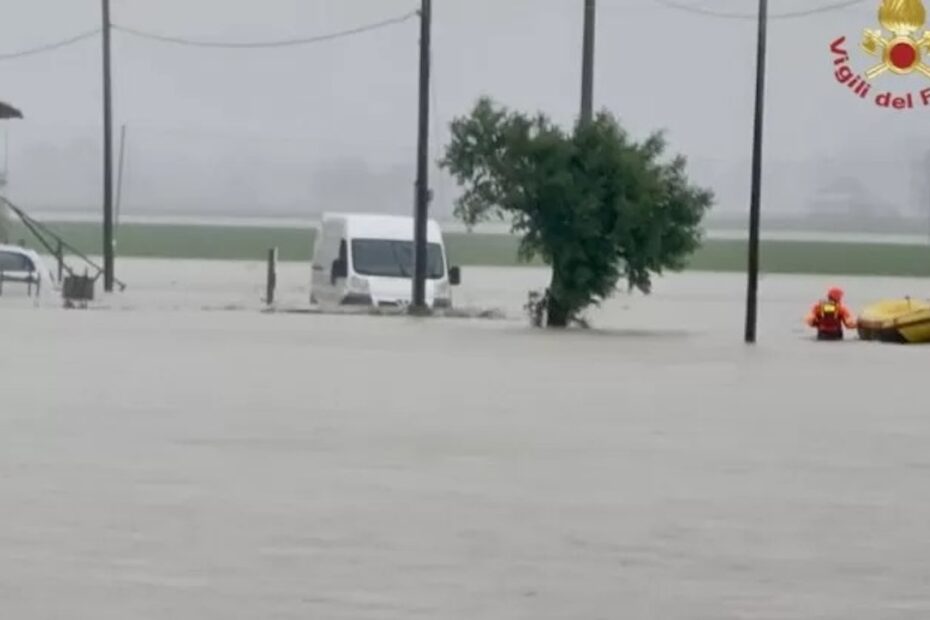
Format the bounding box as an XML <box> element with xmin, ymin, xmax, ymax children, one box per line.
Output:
<box><xmin>266</xmin><ymin>247</ymin><xmax>278</xmax><ymax>306</ymax></box>
<box><xmin>56</xmin><ymin>239</ymin><xmax>64</xmax><ymax>282</ymax></box>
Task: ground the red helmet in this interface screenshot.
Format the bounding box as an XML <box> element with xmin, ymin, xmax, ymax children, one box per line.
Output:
<box><xmin>827</xmin><ymin>287</ymin><xmax>844</xmax><ymax>301</ymax></box>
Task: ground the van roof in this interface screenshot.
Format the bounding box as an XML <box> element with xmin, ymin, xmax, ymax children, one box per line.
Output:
<box><xmin>322</xmin><ymin>212</ymin><xmax>443</xmax><ymax>243</ymax></box>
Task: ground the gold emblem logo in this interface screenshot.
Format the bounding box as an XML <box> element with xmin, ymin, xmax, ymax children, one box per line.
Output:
<box><xmin>861</xmin><ymin>0</ymin><xmax>930</xmax><ymax>78</ymax></box>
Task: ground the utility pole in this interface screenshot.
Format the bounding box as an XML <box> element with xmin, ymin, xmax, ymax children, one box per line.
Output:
<box><xmin>102</xmin><ymin>0</ymin><xmax>115</xmax><ymax>292</ymax></box>
<box><xmin>411</xmin><ymin>0</ymin><xmax>431</xmax><ymax>313</ymax></box>
<box><xmin>744</xmin><ymin>0</ymin><xmax>768</xmax><ymax>344</ymax></box>
<box><xmin>580</xmin><ymin>0</ymin><xmax>596</xmax><ymax>125</ymax></box>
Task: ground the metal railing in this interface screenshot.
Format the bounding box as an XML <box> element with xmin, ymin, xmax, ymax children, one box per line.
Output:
<box><xmin>0</xmin><ymin>195</ymin><xmax>126</xmax><ymax>291</ymax></box>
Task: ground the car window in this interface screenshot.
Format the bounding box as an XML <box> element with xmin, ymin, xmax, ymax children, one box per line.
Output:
<box><xmin>0</xmin><ymin>251</ymin><xmax>34</xmax><ymax>272</ymax></box>
<box><xmin>351</xmin><ymin>240</ymin><xmax>445</xmax><ymax>279</ymax></box>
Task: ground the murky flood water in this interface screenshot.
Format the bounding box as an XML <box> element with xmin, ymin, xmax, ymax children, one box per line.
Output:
<box><xmin>3</xmin><ymin>260</ymin><xmax>930</xmax><ymax>619</ymax></box>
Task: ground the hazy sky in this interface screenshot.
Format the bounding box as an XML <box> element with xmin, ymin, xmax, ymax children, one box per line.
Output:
<box><xmin>1</xmin><ymin>0</ymin><xmax>928</xmax><ymax>217</ymax></box>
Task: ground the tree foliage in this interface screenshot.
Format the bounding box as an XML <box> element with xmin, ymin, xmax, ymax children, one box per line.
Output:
<box><xmin>439</xmin><ymin>97</ymin><xmax>714</xmax><ymax>327</ymax></box>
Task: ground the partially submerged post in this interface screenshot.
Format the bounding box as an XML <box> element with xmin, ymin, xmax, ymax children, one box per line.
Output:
<box><xmin>265</xmin><ymin>247</ymin><xmax>278</xmax><ymax>306</ymax></box>
<box><xmin>56</xmin><ymin>239</ymin><xmax>64</xmax><ymax>282</ymax></box>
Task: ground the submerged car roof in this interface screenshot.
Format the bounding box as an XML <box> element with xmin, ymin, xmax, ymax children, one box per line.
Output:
<box><xmin>0</xmin><ymin>244</ymin><xmax>55</xmax><ymax>280</ymax></box>
<box><xmin>322</xmin><ymin>213</ymin><xmax>443</xmax><ymax>243</ymax></box>
<box><xmin>0</xmin><ymin>244</ymin><xmax>41</xmax><ymax>260</ymax></box>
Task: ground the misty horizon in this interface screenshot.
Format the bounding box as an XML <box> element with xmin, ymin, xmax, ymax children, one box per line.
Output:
<box><xmin>3</xmin><ymin>0</ymin><xmax>930</xmax><ymax>220</ymax></box>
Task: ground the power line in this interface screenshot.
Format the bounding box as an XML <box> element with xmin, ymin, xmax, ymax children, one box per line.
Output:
<box><xmin>650</xmin><ymin>0</ymin><xmax>868</xmax><ymax>20</ymax></box>
<box><xmin>112</xmin><ymin>10</ymin><xmax>419</xmax><ymax>49</ymax></box>
<box><xmin>0</xmin><ymin>0</ymin><xmax>864</xmax><ymax>63</ymax></box>
<box><xmin>0</xmin><ymin>29</ymin><xmax>101</xmax><ymax>62</ymax></box>
<box><xmin>0</xmin><ymin>10</ymin><xmax>418</xmax><ymax>62</ymax></box>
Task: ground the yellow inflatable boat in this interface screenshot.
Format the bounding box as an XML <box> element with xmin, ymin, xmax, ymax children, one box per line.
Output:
<box><xmin>857</xmin><ymin>297</ymin><xmax>930</xmax><ymax>343</ymax></box>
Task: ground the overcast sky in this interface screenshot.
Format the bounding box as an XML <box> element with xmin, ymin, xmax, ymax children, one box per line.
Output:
<box><xmin>1</xmin><ymin>0</ymin><xmax>927</xmax><ymax>218</ymax></box>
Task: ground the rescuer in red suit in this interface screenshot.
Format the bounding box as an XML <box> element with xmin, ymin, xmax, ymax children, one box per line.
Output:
<box><xmin>806</xmin><ymin>287</ymin><xmax>857</xmax><ymax>340</ymax></box>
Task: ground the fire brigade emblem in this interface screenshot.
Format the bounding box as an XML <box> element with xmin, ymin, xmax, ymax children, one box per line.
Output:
<box><xmin>861</xmin><ymin>0</ymin><xmax>930</xmax><ymax>78</ymax></box>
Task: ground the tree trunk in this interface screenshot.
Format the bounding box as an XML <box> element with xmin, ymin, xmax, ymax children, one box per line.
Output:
<box><xmin>546</xmin><ymin>295</ymin><xmax>570</xmax><ymax>327</ymax></box>
<box><xmin>545</xmin><ymin>265</ymin><xmax>570</xmax><ymax>328</ymax></box>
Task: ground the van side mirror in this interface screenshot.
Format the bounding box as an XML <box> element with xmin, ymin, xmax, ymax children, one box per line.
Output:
<box><xmin>449</xmin><ymin>266</ymin><xmax>461</xmax><ymax>286</ymax></box>
<box><xmin>332</xmin><ymin>258</ymin><xmax>348</xmax><ymax>280</ymax></box>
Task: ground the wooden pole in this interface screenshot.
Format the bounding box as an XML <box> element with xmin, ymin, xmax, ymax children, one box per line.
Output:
<box><xmin>266</xmin><ymin>247</ymin><xmax>278</xmax><ymax>305</ymax></box>
<box><xmin>101</xmin><ymin>0</ymin><xmax>115</xmax><ymax>292</ymax></box>
<box><xmin>744</xmin><ymin>0</ymin><xmax>768</xmax><ymax>344</ymax></box>
<box><xmin>580</xmin><ymin>0</ymin><xmax>596</xmax><ymax>125</ymax></box>
<box><xmin>411</xmin><ymin>0</ymin><xmax>432</xmax><ymax>313</ymax></box>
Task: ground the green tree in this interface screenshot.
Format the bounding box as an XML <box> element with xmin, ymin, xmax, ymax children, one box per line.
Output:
<box><xmin>439</xmin><ymin>97</ymin><xmax>714</xmax><ymax>327</ymax></box>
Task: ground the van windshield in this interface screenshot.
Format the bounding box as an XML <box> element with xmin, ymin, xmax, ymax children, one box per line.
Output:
<box><xmin>351</xmin><ymin>239</ymin><xmax>445</xmax><ymax>279</ymax></box>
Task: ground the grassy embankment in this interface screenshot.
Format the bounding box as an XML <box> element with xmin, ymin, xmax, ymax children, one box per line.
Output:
<box><xmin>7</xmin><ymin>221</ymin><xmax>930</xmax><ymax>277</ymax></box>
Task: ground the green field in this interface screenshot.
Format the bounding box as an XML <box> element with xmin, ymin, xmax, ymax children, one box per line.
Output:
<box><xmin>7</xmin><ymin>221</ymin><xmax>930</xmax><ymax>277</ymax></box>
<box><xmin>705</xmin><ymin>214</ymin><xmax>930</xmax><ymax>236</ymax></box>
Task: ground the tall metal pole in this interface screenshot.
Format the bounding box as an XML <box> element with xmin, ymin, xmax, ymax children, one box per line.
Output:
<box><xmin>411</xmin><ymin>0</ymin><xmax>431</xmax><ymax>312</ymax></box>
<box><xmin>102</xmin><ymin>0</ymin><xmax>115</xmax><ymax>292</ymax></box>
<box><xmin>744</xmin><ymin>0</ymin><xmax>768</xmax><ymax>344</ymax></box>
<box><xmin>580</xmin><ymin>0</ymin><xmax>596</xmax><ymax>125</ymax></box>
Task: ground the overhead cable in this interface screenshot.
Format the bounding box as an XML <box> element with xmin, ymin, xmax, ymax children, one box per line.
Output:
<box><xmin>651</xmin><ymin>0</ymin><xmax>869</xmax><ymax>20</ymax></box>
<box><xmin>112</xmin><ymin>10</ymin><xmax>419</xmax><ymax>49</ymax></box>
<box><xmin>0</xmin><ymin>29</ymin><xmax>101</xmax><ymax>61</ymax></box>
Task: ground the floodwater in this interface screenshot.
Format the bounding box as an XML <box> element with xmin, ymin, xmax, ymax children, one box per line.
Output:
<box><xmin>3</xmin><ymin>260</ymin><xmax>930</xmax><ymax>619</ymax></box>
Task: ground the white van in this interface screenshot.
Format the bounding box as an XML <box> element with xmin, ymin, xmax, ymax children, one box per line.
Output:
<box><xmin>310</xmin><ymin>213</ymin><xmax>461</xmax><ymax>308</ymax></box>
